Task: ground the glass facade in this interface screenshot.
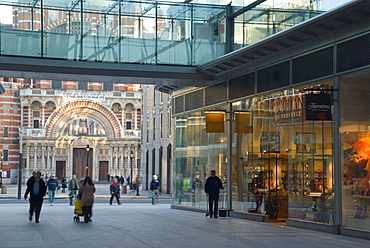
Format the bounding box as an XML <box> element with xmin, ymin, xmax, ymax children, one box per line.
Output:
<box><xmin>341</xmin><ymin>78</ymin><xmax>370</xmax><ymax>230</ymax></box>
<box><xmin>232</xmin><ymin>0</ymin><xmax>353</xmax><ymax>50</ymax></box>
<box><xmin>232</xmin><ymin>84</ymin><xmax>334</xmax><ymax>222</ymax></box>
<box><xmin>0</xmin><ymin>0</ymin><xmax>227</xmax><ymax>65</ymax></box>
<box><xmin>0</xmin><ymin>0</ymin><xmax>354</xmax><ymax>65</ymax></box>
<box><xmin>174</xmin><ymin>108</ymin><xmax>228</xmax><ymax>208</ymax></box>
<box><xmin>174</xmin><ymin>81</ymin><xmax>335</xmax><ymax>223</ymax></box>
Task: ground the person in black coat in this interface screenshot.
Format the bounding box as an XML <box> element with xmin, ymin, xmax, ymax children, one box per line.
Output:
<box><xmin>205</xmin><ymin>170</ymin><xmax>224</xmax><ymax>218</ymax></box>
<box><xmin>24</xmin><ymin>171</ymin><xmax>47</xmax><ymax>223</ymax></box>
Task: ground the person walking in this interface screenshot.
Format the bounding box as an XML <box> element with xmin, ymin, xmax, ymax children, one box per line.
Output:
<box><xmin>68</xmin><ymin>174</ymin><xmax>79</xmax><ymax>206</ymax></box>
<box><xmin>120</xmin><ymin>175</ymin><xmax>125</xmax><ymax>185</ymax></box>
<box><xmin>107</xmin><ymin>174</ymin><xmax>110</xmax><ymax>182</ymax></box>
<box><xmin>205</xmin><ymin>170</ymin><xmax>224</xmax><ymax>218</ymax></box>
<box><xmin>110</xmin><ymin>178</ymin><xmax>122</xmax><ymax>205</ymax></box>
<box><xmin>79</xmin><ymin>176</ymin><xmax>96</xmax><ymax>223</ymax></box>
<box><xmin>149</xmin><ymin>175</ymin><xmax>161</xmax><ymax>205</ymax></box>
<box><xmin>47</xmin><ymin>174</ymin><xmax>58</xmax><ymax>206</ymax></box>
<box><xmin>61</xmin><ymin>177</ymin><xmax>67</xmax><ymax>193</ymax></box>
<box><xmin>24</xmin><ymin>171</ymin><xmax>46</xmax><ymax>223</ymax></box>
<box><xmin>135</xmin><ymin>176</ymin><xmax>140</xmax><ymax>196</ymax></box>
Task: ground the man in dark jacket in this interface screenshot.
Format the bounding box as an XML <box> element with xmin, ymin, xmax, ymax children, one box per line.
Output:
<box><xmin>149</xmin><ymin>175</ymin><xmax>161</xmax><ymax>205</ymax></box>
<box><xmin>24</xmin><ymin>171</ymin><xmax>46</xmax><ymax>223</ymax></box>
<box><xmin>205</xmin><ymin>170</ymin><xmax>224</xmax><ymax>218</ymax></box>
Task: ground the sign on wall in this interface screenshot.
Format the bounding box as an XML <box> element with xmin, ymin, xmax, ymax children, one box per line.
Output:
<box><xmin>205</xmin><ymin>111</ymin><xmax>225</xmax><ymax>133</ymax></box>
<box><xmin>304</xmin><ymin>94</ymin><xmax>332</xmax><ymax>121</ymax></box>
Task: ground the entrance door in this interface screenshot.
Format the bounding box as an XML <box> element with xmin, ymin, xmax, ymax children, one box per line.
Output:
<box><xmin>56</xmin><ymin>161</ymin><xmax>66</xmax><ymax>179</ymax></box>
<box><xmin>99</xmin><ymin>161</ymin><xmax>108</xmax><ymax>181</ymax></box>
<box><xmin>73</xmin><ymin>148</ymin><xmax>93</xmax><ymax>179</ymax></box>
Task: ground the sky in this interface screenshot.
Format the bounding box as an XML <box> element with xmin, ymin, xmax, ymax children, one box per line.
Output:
<box><xmin>0</xmin><ymin>5</ymin><xmax>12</xmax><ymax>24</ymax></box>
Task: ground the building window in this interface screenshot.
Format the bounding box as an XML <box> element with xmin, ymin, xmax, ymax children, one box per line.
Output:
<box><xmin>126</xmin><ymin>121</ymin><xmax>132</xmax><ymax>130</ymax></box>
<box><xmin>3</xmin><ymin>150</ymin><xmax>8</xmax><ymax>161</ymax></box>
<box><xmin>34</xmin><ymin>120</ymin><xmax>40</xmax><ymax>128</ymax></box>
<box><xmin>3</xmin><ymin>127</ymin><xmax>8</xmax><ymax>137</ymax></box>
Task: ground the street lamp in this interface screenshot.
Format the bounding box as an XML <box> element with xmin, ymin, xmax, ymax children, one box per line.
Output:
<box><xmin>86</xmin><ymin>145</ymin><xmax>90</xmax><ymax>177</ymax></box>
<box><xmin>130</xmin><ymin>150</ymin><xmax>134</xmax><ymax>189</ymax></box>
<box><xmin>0</xmin><ymin>154</ymin><xmax>3</xmax><ymax>188</ymax></box>
<box><xmin>18</xmin><ymin>128</ymin><xmax>23</xmax><ymax>199</ymax></box>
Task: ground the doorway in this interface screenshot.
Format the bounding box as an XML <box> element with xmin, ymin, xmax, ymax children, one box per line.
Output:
<box><xmin>73</xmin><ymin>148</ymin><xmax>93</xmax><ymax>179</ymax></box>
<box><xmin>56</xmin><ymin>161</ymin><xmax>66</xmax><ymax>179</ymax></box>
<box><xmin>99</xmin><ymin>161</ymin><xmax>108</xmax><ymax>181</ymax></box>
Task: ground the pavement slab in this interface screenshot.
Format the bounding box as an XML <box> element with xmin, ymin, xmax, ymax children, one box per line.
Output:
<box><xmin>1</xmin><ymin>201</ymin><xmax>370</xmax><ymax>248</ymax></box>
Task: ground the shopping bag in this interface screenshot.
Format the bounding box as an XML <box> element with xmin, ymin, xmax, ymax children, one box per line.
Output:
<box><xmin>148</xmin><ymin>192</ymin><xmax>155</xmax><ymax>198</ymax></box>
<box><xmin>74</xmin><ymin>199</ymin><xmax>83</xmax><ymax>215</ymax></box>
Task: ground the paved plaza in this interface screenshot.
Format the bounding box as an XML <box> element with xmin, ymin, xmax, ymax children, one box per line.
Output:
<box><xmin>0</xmin><ymin>184</ymin><xmax>370</xmax><ymax>247</ymax></box>
<box><xmin>0</xmin><ymin>199</ymin><xmax>370</xmax><ymax>247</ymax></box>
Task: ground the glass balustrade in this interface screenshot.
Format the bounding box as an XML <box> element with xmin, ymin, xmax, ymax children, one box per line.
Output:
<box><xmin>0</xmin><ymin>0</ymin><xmax>354</xmax><ymax>66</ymax></box>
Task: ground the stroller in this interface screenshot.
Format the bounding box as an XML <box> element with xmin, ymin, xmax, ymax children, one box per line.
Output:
<box><xmin>73</xmin><ymin>196</ymin><xmax>84</xmax><ymax>222</ymax></box>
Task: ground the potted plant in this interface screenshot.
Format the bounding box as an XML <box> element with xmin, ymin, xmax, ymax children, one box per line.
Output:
<box><xmin>265</xmin><ymin>198</ymin><xmax>279</xmax><ymax>219</ymax></box>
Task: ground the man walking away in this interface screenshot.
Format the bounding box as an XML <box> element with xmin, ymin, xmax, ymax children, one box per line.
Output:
<box><xmin>205</xmin><ymin>170</ymin><xmax>224</xmax><ymax>218</ymax></box>
<box><xmin>68</xmin><ymin>174</ymin><xmax>79</xmax><ymax>206</ymax></box>
<box><xmin>47</xmin><ymin>174</ymin><xmax>58</xmax><ymax>206</ymax></box>
<box><xmin>120</xmin><ymin>175</ymin><xmax>125</xmax><ymax>185</ymax></box>
<box><xmin>24</xmin><ymin>171</ymin><xmax>46</xmax><ymax>223</ymax></box>
<box><xmin>110</xmin><ymin>178</ymin><xmax>122</xmax><ymax>205</ymax></box>
<box><xmin>150</xmin><ymin>175</ymin><xmax>161</xmax><ymax>205</ymax></box>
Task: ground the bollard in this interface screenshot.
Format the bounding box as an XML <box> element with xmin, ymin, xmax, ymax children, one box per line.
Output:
<box><xmin>1</xmin><ymin>185</ymin><xmax>7</xmax><ymax>194</ymax></box>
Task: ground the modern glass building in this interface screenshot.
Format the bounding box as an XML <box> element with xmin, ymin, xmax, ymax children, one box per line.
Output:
<box><xmin>1</xmin><ymin>0</ymin><xmax>370</xmax><ymax>240</ymax></box>
<box><xmin>170</xmin><ymin>0</ymin><xmax>370</xmax><ymax>240</ymax></box>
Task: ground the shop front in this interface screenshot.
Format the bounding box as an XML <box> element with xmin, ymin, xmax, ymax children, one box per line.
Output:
<box><xmin>341</xmin><ymin>77</ymin><xmax>370</xmax><ymax>232</ymax></box>
<box><xmin>172</xmin><ymin>0</ymin><xmax>370</xmax><ymax>238</ymax></box>
<box><xmin>231</xmin><ymin>83</ymin><xmax>334</xmax><ymax>223</ymax></box>
<box><xmin>173</xmin><ymin>81</ymin><xmax>335</xmax><ymax>224</ymax></box>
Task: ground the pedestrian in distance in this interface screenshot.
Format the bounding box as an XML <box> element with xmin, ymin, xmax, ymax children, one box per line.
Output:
<box><xmin>135</xmin><ymin>176</ymin><xmax>140</xmax><ymax>196</ymax></box>
<box><xmin>79</xmin><ymin>176</ymin><xmax>96</xmax><ymax>223</ymax></box>
<box><xmin>26</xmin><ymin>171</ymin><xmax>36</xmax><ymax>185</ymax></box>
<box><xmin>205</xmin><ymin>170</ymin><xmax>224</xmax><ymax>218</ymax></box>
<box><xmin>47</xmin><ymin>174</ymin><xmax>58</xmax><ymax>206</ymax></box>
<box><xmin>127</xmin><ymin>175</ymin><xmax>131</xmax><ymax>188</ymax></box>
<box><xmin>24</xmin><ymin>171</ymin><xmax>46</xmax><ymax>223</ymax></box>
<box><xmin>107</xmin><ymin>174</ymin><xmax>110</xmax><ymax>182</ymax></box>
<box><xmin>110</xmin><ymin>177</ymin><xmax>122</xmax><ymax>205</ymax></box>
<box><xmin>68</xmin><ymin>174</ymin><xmax>79</xmax><ymax>206</ymax></box>
<box><xmin>149</xmin><ymin>175</ymin><xmax>161</xmax><ymax>205</ymax></box>
<box><xmin>61</xmin><ymin>176</ymin><xmax>67</xmax><ymax>193</ymax></box>
<box><xmin>120</xmin><ymin>175</ymin><xmax>125</xmax><ymax>185</ymax></box>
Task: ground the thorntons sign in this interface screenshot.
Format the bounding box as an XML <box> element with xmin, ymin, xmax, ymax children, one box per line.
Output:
<box><xmin>304</xmin><ymin>94</ymin><xmax>332</xmax><ymax>121</ymax></box>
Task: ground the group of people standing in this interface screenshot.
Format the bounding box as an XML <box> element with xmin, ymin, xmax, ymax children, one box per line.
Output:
<box><xmin>24</xmin><ymin>172</ymin><xmax>96</xmax><ymax>224</ymax></box>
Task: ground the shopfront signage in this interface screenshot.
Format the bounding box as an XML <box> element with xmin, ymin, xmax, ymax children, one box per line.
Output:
<box><xmin>234</xmin><ymin>111</ymin><xmax>253</xmax><ymax>133</ymax></box>
<box><xmin>260</xmin><ymin>93</ymin><xmax>304</xmax><ymax>125</ymax></box>
<box><xmin>205</xmin><ymin>111</ymin><xmax>225</xmax><ymax>133</ymax></box>
<box><xmin>304</xmin><ymin>94</ymin><xmax>332</xmax><ymax>121</ymax></box>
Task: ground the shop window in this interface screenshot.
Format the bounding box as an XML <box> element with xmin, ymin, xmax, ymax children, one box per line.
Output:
<box><xmin>341</xmin><ymin>78</ymin><xmax>370</xmax><ymax>231</ymax></box>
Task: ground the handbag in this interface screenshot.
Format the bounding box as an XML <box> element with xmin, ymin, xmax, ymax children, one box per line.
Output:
<box><xmin>148</xmin><ymin>191</ymin><xmax>155</xmax><ymax>198</ymax></box>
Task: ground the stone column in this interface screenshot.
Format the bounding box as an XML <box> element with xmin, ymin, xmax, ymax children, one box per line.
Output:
<box><xmin>41</xmin><ymin>103</ymin><xmax>45</xmax><ymax>127</ymax></box>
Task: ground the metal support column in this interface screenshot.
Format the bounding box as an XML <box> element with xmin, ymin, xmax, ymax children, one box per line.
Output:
<box><xmin>225</xmin><ymin>4</ymin><xmax>234</xmax><ymax>53</ymax></box>
<box><xmin>333</xmin><ymin>76</ymin><xmax>342</xmax><ymax>233</ymax></box>
<box><xmin>227</xmin><ymin>103</ymin><xmax>233</xmax><ymax>214</ymax></box>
